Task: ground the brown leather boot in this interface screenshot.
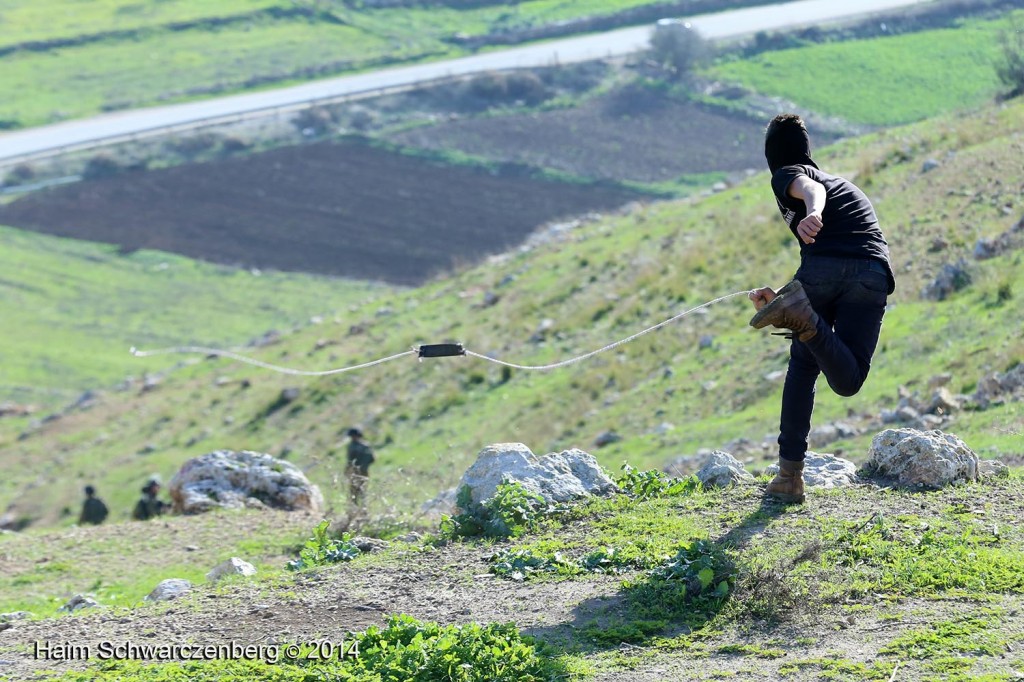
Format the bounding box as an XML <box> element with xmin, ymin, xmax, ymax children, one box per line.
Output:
<box><xmin>749</xmin><ymin>280</ymin><xmax>820</xmax><ymax>342</ymax></box>
<box><xmin>766</xmin><ymin>458</ymin><xmax>805</xmax><ymax>503</ymax></box>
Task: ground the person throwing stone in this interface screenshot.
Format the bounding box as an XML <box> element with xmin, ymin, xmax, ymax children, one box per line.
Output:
<box><xmin>749</xmin><ymin>114</ymin><xmax>895</xmax><ymax>503</ymax></box>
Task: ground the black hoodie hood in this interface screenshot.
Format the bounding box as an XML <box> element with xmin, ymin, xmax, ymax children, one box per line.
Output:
<box><xmin>765</xmin><ymin>122</ymin><xmax>819</xmax><ymax>174</ymax></box>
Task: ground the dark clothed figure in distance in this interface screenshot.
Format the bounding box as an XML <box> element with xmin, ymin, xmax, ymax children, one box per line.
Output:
<box><xmin>132</xmin><ymin>478</ymin><xmax>168</xmax><ymax>520</ymax></box>
<box><xmin>749</xmin><ymin>114</ymin><xmax>896</xmax><ymax>503</ymax></box>
<box><xmin>346</xmin><ymin>428</ymin><xmax>375</xmax><ymax>507</ymax></box>
<box><xmin>79</xmin><ymin>485</ymin><xmax>109</xmax><ymax>525</ymax></box>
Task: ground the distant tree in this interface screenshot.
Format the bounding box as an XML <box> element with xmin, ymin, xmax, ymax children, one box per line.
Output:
<box><xmin>995</xmin><ymin>20</ymin><xmax>1024</xmax><ymax>98</ymax></box>
<box><xmin>650</xmin><ymin>20</ymin><xmax>710</xmax><ymax>79</ymax></box>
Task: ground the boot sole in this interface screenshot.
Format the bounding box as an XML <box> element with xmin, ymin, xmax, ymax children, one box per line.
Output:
<box><xmin>766</xmin><ymin>491</ymin><xmax>805</xmax><ymax>504</ymax></box>
<box><xmin>749</xmin><ymin>280</ymin><xmax>803</xmax><ymax>329</ymax></box>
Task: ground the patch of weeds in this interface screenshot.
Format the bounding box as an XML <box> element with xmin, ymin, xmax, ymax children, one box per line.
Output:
<box><xmin>489</xmin><ymin>544</ymin><xmax>646</xmax><ymax>581</ymax></box>
<box><xmin>439</xmin><ymin>482</ymin><xmax>562</xmax><ymax>540</ymax></box>
<box><xmin>716</xmin><ymin>643</ymin><xmax>787</xmax><ymax>659</ymax></box>
<box><xmin>616</xmin><ymin>464</ymin><xmax>701</xmax><ymax>500</ymax></box>
<box><xmin>47</xmin><ymin>614</ymin><xmax>579</xmax><ymax>681</ymax></box>
<box><xmin>879</xmin><ymin>610</ymin><xmax>1009</xmax><ymax>660</ymax></box>
<box><xmin>818</xmin><ymin>513</ymin><xmax>1024</xmax><ymax>598</ymax></box>
<box><xmin>731</xmin><ymin>551</ymin><xmax>809</xmax><ymax>623</ymax></box>
<box><xmin>778</xmin><ymin>657</ymin><xmax>893</xmax><ymax>680</ymax></box>
<box><xmin>286</xmin><ymin>520</ymin><xmax>361</xmax><ymax>571</ymax></box>
<box><xmin>921</xmin><ymin>656</ymin><xmax>976</xmax><ymax>675</ymax></box>
<box><xmin>582</xmin><ymin>540</ymin><xmax>736</xmax><ymax>646</ymax></box>
<box><xmin>490</xmin><ymin>547</ymin><xmax>580</xmax><ymax>581</ymax></box>
<box><xmin>651</xmin><ymin>540</ymin><xmax>734</xmax><ymax>602</ymax></box>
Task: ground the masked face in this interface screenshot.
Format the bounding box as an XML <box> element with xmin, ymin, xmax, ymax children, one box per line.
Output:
<box><xmin>765</xmin><ymin>121</ymin><xmax>818</xmax><ymax>174</ymax></box>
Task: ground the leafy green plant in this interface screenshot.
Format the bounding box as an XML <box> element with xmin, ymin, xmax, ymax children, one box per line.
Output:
<box><xmin>490</xmin><ymin>548</ymin><xmax>580</xmax><ymax>581</ymax></box>
<box><xmin>349</xmin><ymin>615</ymin><xmax>572</xmax><ymax>682</ymax></box>
<box><xmin>47</xmin><ymin>614</ymin><xmax>576</xmax><ymax>681</ymax></box>
<box><xmin>286</xmin><ymin>520</ymin><xmax>362</xmax><ymax>571</ymax></box>
<box><xmin>651</xmin><ymin>539</ymin><xmax>734</xmax><ymax>602</ymax></box>
<box><xmin>617</xmin><ymin>464</ymin><xmax>701</xmax><ymax>500</ymax></box>
<box><xmin>439</xmin><ymin>482</ymin><xmax>558</xmax><ymax>539</ymax></box>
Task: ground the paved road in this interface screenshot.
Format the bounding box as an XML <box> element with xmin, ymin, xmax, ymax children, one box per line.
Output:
<box><xmin>0</xmin><ymin>0</ymin><xmax>933</xmax><ymax>164</ymax></box>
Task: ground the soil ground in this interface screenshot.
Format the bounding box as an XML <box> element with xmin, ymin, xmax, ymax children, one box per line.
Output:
<box><xmin>3</xmin><ymin>482</ymin><xmax>1023</xmax><ymax>681</ymax></box>
<box><xmin>389</xmin><ymin>87</ymin><xmax>791</xmax><ymax>183</ymax></box>
<box><xmin>0</xmin><ymin>140</ymin><xmax>645</xmax><ymax>286</ymax></box>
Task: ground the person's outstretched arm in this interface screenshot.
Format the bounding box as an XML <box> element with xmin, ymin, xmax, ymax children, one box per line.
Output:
<box><xmin>787</xmin><ymin>175</ymin><xmax>826</xmax><ymax>244</ymax></box>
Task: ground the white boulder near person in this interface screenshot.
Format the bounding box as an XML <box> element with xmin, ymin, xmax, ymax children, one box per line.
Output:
<box><xmin>864</xmin><ymin>428</ymin><xmax>978</xmax><ymax>488</ymax></box>
<box><xmin>169</xmin><ymin>450</ymin><xmax>324</xmax><ymax>514</ymax></box>
<box><xmin>458</xmin><ymin>443</ymin><xmax>617</xmax><ymax>507</ymax></box>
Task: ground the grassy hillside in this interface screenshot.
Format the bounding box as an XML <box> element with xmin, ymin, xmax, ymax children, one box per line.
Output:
<box><xmin>1</xmin><ymin>97</ymin><xmax>1021</xmax><ymax>540</ymax></box>
<box><xmin>708</xmin><ymin>11</ymin><xmax>1021</xmax><ymax>126</ymax></box>
<box><xmin>0</xmin><ymin>224</ymin><xmax>388</xmax><ymax>408</ymax></box>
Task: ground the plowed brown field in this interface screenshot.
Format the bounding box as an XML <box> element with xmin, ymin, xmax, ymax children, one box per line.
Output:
<box><xmin>390</xmin><ymin>87</ymin><xmax>774</xmax><ymax>183</ymax></box>
<box><xmin>0</xmin><ymin>140</ymin><xmax>645</xmax><ymax>285</ymax></box>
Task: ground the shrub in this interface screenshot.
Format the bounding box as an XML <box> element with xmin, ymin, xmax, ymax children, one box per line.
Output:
<box><xmin>286</xmin><ymin>519</ymin><xmax>362</xmax><ymax>570</ymax></box>
<box><xmin>292</xmin><ymin>105</ymin><xmax>336</xmax><ymax>136</ymax></box>
<box><xmin>439</xmin><ymin>481</ymin><xmax>557</xmax><ymax>539</ymax></box>
<box><xmin>650</xmin><ymin>21</ymin><xmax>710</xmax><ymax>79</ymax></box>
<box><xmin>82</xmin><ymin>154</ymin><xmax>122</xmax><ymax>180</ymax></box>
<box><xmin>650</xmin><ymin>539</ymin><xmax>734</xmax><ymax>602</ymax></box>
<box><xmin>617</xmin><ymin>464</ymin><xmax>700</xmax><ymax>500</ymax></box>
<box><xmin>996</xmin><ymin>19</ymin><xmax>1024</xmax><ymax>98</ymax></box>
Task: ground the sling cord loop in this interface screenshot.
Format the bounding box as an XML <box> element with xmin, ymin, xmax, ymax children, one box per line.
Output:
<box><xmin>131</xmin><ymin>290</ymin><xmax>752</xmax><ymax>375</ymax></box>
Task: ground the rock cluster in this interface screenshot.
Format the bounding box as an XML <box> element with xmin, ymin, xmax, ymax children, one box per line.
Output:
<box><xmin>765</xmin><ymin>452</ymin><xmax>860</xmax><ymax>488</ymax></box>
<box><xmin>921</xmin><ymin>259</ymin><xmax>971</xmax><ymax>301</ymax></box>
<box><xmin>864</xmin><ymin>428</ymin><xmax>978</xmax><ymax>488</ymax></box>
<box><xmin>973</xmin><ymin>214</ymin><xmax>1023</xmax><ymax>260</ymax></box>
<box><xmin>169</xmin><ymin>450</ymin><xmax>323</xmax><ymax>514</ymax></box>
<box><xmin>458</xmin><ymin>443</ymin><xmax>616</xmax><ymax>507</ymax></box>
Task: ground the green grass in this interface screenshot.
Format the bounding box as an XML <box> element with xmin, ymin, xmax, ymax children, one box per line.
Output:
<box><xmin>708</xmin><ymin>12</ymin><xmax>1021</xmax><ymax>126</ymax></box>
<box><xmin>0</xmin><ymin>508</ymin><xmax>310</xmax><ymax>617</ymax></box>
<box><xmin>0</xmin><ymin>17</ymin><xmax>429</xmax><ymax>126</ymax></box>
<box><xmin>2</xmin><ymin>95</ymin><xmax>1024</xmax><ymax>539</ymax></box>
<box><xmin>0</xmin><ymin>0</ymin><xmax>284</xmax><ymax>46</ymax></box>
<box><xmin>0</xmin><ymin>224</ymin><xmax>387</xmax><ymax>406</ymax></box>
<box><xmin>0</xmin><ymin>0</ymin><xmax>767</xmax><ymax>129</ymax></box>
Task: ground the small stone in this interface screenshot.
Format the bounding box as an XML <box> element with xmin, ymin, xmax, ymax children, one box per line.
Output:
<box><xmin>594</xmin><ymin>431</ymin><xmax>622</xmax><ymax>448</ymax></box>
<box><xmin>60</xmin><ymin>595</ymin><xmax>99</xmax><ymax>612</ymax></box>
<box><xmin>696</xmin><ymin>451</ymin><xmax>753</xmax><ymax>488</ymax></box>
<box><xmin>146</xmin><ymin>579</ymin><xmax>193</xmax><ymax>602</ymax></box>
<box><xmin>206</xmin><ymin>558</ymin><xmax>257</xmax><ymax>583</ymax></box>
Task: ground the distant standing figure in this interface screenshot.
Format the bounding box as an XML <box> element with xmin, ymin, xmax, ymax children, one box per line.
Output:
<box><xmin>79</xmin><ymin>485</ymin><xmax>109</xmax><ymax>525</ymax></box>
<box><xmin>345</xmin><ymin>428</ymin><xmax>375</xmax><ymax>507</ymax></box>
<box><xmin>132</xmin><ymin>477</ymin><xmax>167</xmax><ymax>521</ymax></box>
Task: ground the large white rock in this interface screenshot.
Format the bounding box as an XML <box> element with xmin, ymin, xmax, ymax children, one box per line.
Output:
<box><xmin>146</xmin><ymin>579</ymin><xmax>192</xmax><ymax>602</ymax></box>
<box><xmin>696</xmin><ymin>451</ymin><xmax>753</xmax><ymax>488</ymax></box>
<box><xmin>169</xmin><ymin>450</ymin><xmax>323</xmax><ymax>514</ymax></box>
<box><xmin>458</xmin><ymin>443</ymin><xmax>616</xmax><ymax>507</ymax></box>
<box><xmin>865</xmin><ymin>429</ymin><xmax>978</xmax><ymax>488</ymax></box>
<box><xmin>206</xmin><ymin>557</ymin><xmax>257</xmax><ymax>583</ymax></box>
<box><xmin>766</xmin><ymin>452</ymin><xmax>860</xmax><ymax>488</ymax></box>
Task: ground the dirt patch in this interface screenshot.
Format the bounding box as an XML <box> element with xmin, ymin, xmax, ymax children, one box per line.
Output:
<box><xmin>0</xmin><ymin>139</ymin><xmax>645</xmax><ymax>286</ymax></box>
<box><xmin>389</xmin><ymin>87</ymin><xmax>774</xmax><ymax>183</ymax></box>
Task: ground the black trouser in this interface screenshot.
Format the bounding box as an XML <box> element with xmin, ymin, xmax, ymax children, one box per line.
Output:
<box><xmin>778</xmin><ymin>256</ymin><xmax>890</xmax><ymax>462</ymax></box>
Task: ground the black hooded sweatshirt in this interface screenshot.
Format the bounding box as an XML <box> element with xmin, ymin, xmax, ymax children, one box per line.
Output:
<box><xmin>765</xmin><ymin>124</ymin><xmax>895</xmax><ymax>294</ymax></box>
